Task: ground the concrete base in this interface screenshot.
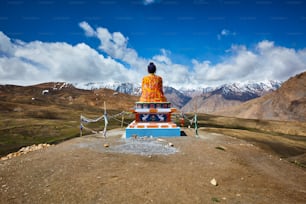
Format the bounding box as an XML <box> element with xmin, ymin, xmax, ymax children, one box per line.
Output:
<box><xmin>125</xmin><ymin>121</ymin><xmax>181</xmax><ymax>138</ymax></box>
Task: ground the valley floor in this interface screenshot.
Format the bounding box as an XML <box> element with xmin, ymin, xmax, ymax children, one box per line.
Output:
<box><xmin>0</xmin><ymin>128</ymin><xmax>305</xmax><ymax>204</ymax></box>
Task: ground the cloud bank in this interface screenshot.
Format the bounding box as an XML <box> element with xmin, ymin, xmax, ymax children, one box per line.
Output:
<box><xmin>0</xmin><ymin>31</ymin><xmax>128</xmax><ymax>85</ymax></box>
<box><xmin>0</xmin><ymin>22</ymin><xmax>306</xmax><ymax>89</ymax></box>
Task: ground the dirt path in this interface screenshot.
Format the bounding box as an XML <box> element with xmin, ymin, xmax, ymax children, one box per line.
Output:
<box><xmin>0</xmin><ymin>128</ymin><xmax>305</xmax><ymax>203</ymax></box>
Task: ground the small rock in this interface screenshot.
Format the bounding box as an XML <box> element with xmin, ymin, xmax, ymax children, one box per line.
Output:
<box><xmin>168</xmin><ymin>142</ymin><xmax>174</xmax><ymax>147</ymax></box>
<box><xmin>104</xmin><ymin>143</ymin><xmax>109</xmax><ymax>148</ymax></box>
<box><xmin>210</xmin><ymin>178</ymin><xmax>218</xmax><ymax>186</ymax></box>
<box><xmin>215</xmin><ymin>146</ymin><xmax>226</xmax><ymax>151</ymax></box>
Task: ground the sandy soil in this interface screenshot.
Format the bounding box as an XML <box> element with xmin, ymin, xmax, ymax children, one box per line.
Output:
<box><xmin>0</xmin><ymin>128</ymin><xmax>305</xmax><ymax>204</ymax></box>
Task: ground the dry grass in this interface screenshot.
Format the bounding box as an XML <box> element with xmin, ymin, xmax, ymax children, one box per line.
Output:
<box><xmin>195</xmin><ymin>113</ymin><xmax>306</xmax><ymax>137</ymax></box>
<box><xmin>0</xmin><ymin>84</ymin><xmax>137</xmax><ymax>156</ymax></box>
<box><xmin>184</xmin><ymin>113</ymin><xmax>306</xmax><ymax>167</ymax></box>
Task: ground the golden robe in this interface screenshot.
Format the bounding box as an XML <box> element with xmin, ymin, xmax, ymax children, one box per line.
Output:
<box><xmin>139</xmin><ymin>74</ymin><xmax>167</xmax><ymax>102</ymax></box>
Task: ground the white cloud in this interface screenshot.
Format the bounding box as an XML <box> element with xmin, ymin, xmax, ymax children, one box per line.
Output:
<box><xmin>221</xmin><ymin>29</ymin><xmax>230</xmax><ymax>36</ymax></box>
<box><xmin>217</xmin><ymin>29</ymin><xmax>236</xmax><ymax>40</ymax></box>
<box><xmin>152</xmin><ymin>49</ymin><xmax>172</xmax><ymax>64</ymax></box>
<box><xmin>254</xmin><ymin>41</ymin><xmax>306</xmax><ymax>80</ymax></box>
<box><xmin>143</xmin><ymin>0</ymin><xmax>158</xmax><ymax>5</ymax></box>
<box><xmin>190</xmin><ymin>41</ymin><xmax>306</xmax><ymax>87</ymax></box>
<box><xmin>0</xmin><ymin>31</ymin><xmax>15</xmax><ymax>56</ymax></box>
<box><xmin>78</xmin><ymin>23</ymin><xmax>196</xmax><ymax>88</ymax></box>
<box><xmin>79</xmin><ymin>21</ymin><xmax>96</xmax><ymax>37</ymax></box>
<box><xmin>81</xmin><ymin>22</ymin><xmax>146</xmax><ymax>73</ymax></box>
<box><xmin>0</xmin><ymin>24</ymin><xmax>305</xmax><ymax>89</ymax></box>
<box><xmin>0</xmin><ymin>31</ymin><xmax>129</xmax><ymax>85</ymax></box>
<box><xmin>257</xmin><ymin>40</ymin><xmax>274</xmax><ymax>50</ymax></box>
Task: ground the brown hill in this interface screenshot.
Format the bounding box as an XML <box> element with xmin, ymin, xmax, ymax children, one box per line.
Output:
<box><xmin>214</xmin><ymin>71</ymin><xmax>306</xmax><ymax>121</ymax></box>
<box><xmin>0</xmin><ymin>82</ymin><xmax>138</xmax><ymax>111</ymax></box>
<box><xmin>0</xmin><ymin>82</ymin><xmax>138</xmax><ymax>156</ymax></box>
<box><xmin>181</xmin><ymin>94</ymin><xmax>243</xmax><ymax>113</ymax></box>
<box><xmin>164</xmin><ymin>87</ymin><xmax>191</xmax><ymax>109</ymax></box>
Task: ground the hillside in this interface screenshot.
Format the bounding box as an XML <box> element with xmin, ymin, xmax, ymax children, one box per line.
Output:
<box><xmin>0</xmin><ymin>82</ymin><xmax>138</xmax><ymax>110</ymax></box>
<box><xmin>0</xmin><ymin>82</ymin><xmax>138</xmax><ymax>156</ymax></box>
<box><xmin>214</xmin><ymin>72</ymin><xmax>306</xmax><ymax>121</ymax></box>
<box><xmin>164</xmin><ymin>87</ymin><xmax>191</xmax><ymax>109</ymax></box>
<box><xmin>181</xmin><ymin>94</ymin><xmax>242</xmax><ymax>113</ymax></box>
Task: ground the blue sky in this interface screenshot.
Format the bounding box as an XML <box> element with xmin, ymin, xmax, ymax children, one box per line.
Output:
<box><xmin>0</xmin><ymin>0</ymin><xmax>306</xmax><ymax>88</ymax></box>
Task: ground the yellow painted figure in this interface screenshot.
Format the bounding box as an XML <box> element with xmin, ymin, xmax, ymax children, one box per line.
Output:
<box><xmin>139</xmin><ymin>62</ymin><xmax>167</xmax><ymax>102</ymax></box>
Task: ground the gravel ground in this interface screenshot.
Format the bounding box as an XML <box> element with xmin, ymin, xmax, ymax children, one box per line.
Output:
<box><xmin>0</xmin><ymin>128</ymin><xmax>305</xmax><ymax>204</ymax></box>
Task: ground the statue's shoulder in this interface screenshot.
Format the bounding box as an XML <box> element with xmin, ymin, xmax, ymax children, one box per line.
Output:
<box><xmin>143</xmin><ymin>74</ymin><xmax>162</xmax><ymax>81</ymax></box>
<box><xmin>156</xmin><ymin>75</ymin><xmax>163</xmax><ymax>80</ymax></box>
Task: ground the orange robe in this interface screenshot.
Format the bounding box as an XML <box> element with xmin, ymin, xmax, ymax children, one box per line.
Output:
<box><xmin>139</xmin><ymin>74</ymin><xmax>167</xmax><ymax>102</ymax></box>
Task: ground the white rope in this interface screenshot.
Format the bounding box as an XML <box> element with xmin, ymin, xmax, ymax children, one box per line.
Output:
<box><xmin>108</xmin><ymin>111</ymin><xmax>133</xmax><ymax>119</ymax></box>
<box><xmin>81</xmin><ymin>123</ymin><xmax>98</xmax><ymax>134</ymax></box>
<box><xmin>79</xmin><ymin>105</ymin><xmax>133</xmax><ymax>137</ymax></box>
<box><xmin>110</xmin><ymin>115</ymin><xmax>131</xmax><ymax>125</ymax></box>
<box><xmin>80</xmin><ymin>115</ymin><xmax>104</xmax><ymax>123</ymax></box>
<box><xmin>80</xmin><ymin>114</ymin><xmax>106</xmax><ymax>136</ymax></box>
<box><xmin>80</xmin><ymin>110</ymin><xmax>198</xmax><ymax>136</ymax></box>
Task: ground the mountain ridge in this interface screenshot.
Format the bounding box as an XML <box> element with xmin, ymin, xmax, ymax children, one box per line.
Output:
<box><xmin>214</xmin><ymin>71</ymin><xmax>306</xmax><ymax>121</ymax></box>
<box><xmin>0</xmin><ymin>72</ymin><xmax>305</xmax><ymax>123</ymax></box>
<box><xmin>1</xmin><ymin>79</ymin><xmax>283</xmax><ymax>113</ymax></box>
<box><xmin>73</xmin><ymin>80</ymin><xmax>282</xmax><ymax>110</ymax></box>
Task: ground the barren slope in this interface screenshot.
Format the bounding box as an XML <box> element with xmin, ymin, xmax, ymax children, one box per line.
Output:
<box><xmin>0</xmin><ymin>82</ymin><xmax>138</xmax><ymax>156</ymax></box>
<box><xmin>214</xmin><ymin>71</ymin><xmax>306</xmax><ymax>121</ymax></box>
<box><xmin>0</xmin><ymin>129</ymin><xmax>305</xmax><ymax>204</ymax></box>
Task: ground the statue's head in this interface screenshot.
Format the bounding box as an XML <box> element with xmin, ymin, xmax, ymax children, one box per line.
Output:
<box><xmin>148</xmin><ymin>62</ymin><xmax>156</xmax><ymax>74</ymax></box>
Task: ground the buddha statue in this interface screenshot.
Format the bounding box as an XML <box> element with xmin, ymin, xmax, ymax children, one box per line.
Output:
<box><xmin>139</xmin><ymin>62</ymin><xmax>167</xmax><ymax>102</ymax></box>
<box><xmin>126</xmin><ymin>63</ymin><xmax>180</xmax><ymax>138</ymax></box>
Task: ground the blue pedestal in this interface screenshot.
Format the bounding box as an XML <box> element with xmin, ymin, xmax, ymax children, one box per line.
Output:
<box><xmin>126</xmin><ymin>102</ymin><xmax>180</xmax><ymax>138</ymax></box>
<box><xmin>125</xmin><ymin>122</ymin><xmax>181</xmax><ymax>138</ymax></box>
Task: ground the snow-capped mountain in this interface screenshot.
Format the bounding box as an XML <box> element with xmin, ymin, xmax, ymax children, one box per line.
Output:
<box><xmin>179</xmin><ymin>87</ymin><xmax>213</xmax><ymax>98</ymax></box>
<box><xmin>181</xmin><ymin>80</ymin><xmax>282</xmax><ymax>113</ymax></box>
<box><xmin>73</xmin><ymin>82</ymin><xmax>142</xmax><ymax>96</ymax></box>
<box><xmin>215</xmin><ymin>72</ymin><xmax>306</xmax><ymax>121</ymax></box>
<box><xmin>180</xmin><ymin>80</ymin><xmax>281</xmax><ymax>99</ymax></box>
<box><xmin>74</xmin><ymin>80</ymin><xmax>282</xmax><ymax>111</ymax></box>
<box><xmin>211</xmin><ymin>80</ymin><xmax>281</xmax><ymax>101</ymax></box>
